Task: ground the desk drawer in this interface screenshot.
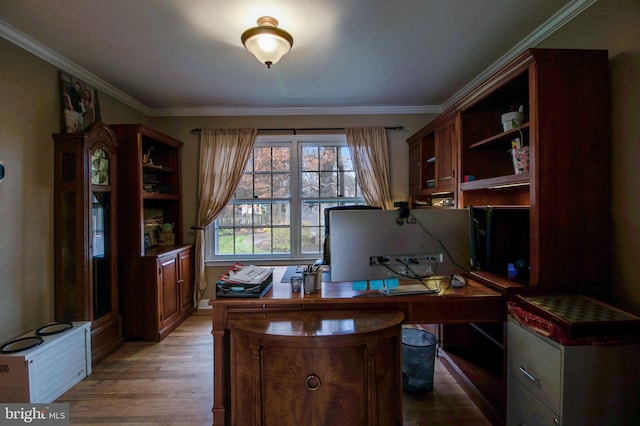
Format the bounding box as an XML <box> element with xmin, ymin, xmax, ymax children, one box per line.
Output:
<box><xmin>507</xmin><ymin>375</ymin><xmax>560</xmax><ymax>425</ymax></box>
<box><xmin>507</xmin><ymin>319</ymin><xmax>561</xmax><ymax>414</ymax></box>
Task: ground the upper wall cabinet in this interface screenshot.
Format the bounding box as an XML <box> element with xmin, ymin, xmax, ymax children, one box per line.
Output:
<box><xmin>456</xmin><ymin>49</ymin><xmax>610</xmax><ymax>294</ymax></box>
<box><xmin>407</xmin><ymin>109</ymin><xmax>458</xmax><ymax>208</ymax></box>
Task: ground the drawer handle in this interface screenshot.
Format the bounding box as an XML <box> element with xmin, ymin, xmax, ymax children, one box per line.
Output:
<box><xmin>305</xmin><ymin>374</ymin><xmax>321</xmax><ymax>391</ymax></box>
<box><xmin>518</xmin><ymin>366</ymin><xmax>540</xmax><ymax>386</ymax></box>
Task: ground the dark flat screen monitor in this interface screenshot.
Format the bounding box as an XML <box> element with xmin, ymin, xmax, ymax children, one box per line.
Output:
<box><xmin>469</xmin><ymin>205</ymin><xmax>530</xmax><ymax>274</ymax></box>
<box><xmin>328</xmin><ymin>208</ymin><xmax>470</xmax><ymax>282</ymax></box>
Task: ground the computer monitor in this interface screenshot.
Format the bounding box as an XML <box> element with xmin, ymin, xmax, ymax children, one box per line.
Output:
<box><xmin>322</xmin><ymin>205</ymin><xmax>381</xmax><ymax>265</ymax></box>
<box><xmin>328</xmin><ymin>208</ymin><xmax>470</xmax><ymax>282</ymax></box>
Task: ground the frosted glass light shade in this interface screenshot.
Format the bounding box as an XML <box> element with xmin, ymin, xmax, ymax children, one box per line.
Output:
<box><xmin>241</xmin><ymin>16</ymin><xmax>293</xmax><ymax>68</ymax></box>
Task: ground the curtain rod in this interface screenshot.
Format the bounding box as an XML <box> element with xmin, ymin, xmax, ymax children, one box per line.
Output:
<box><xmin>190</xmin><ymin>126</ymin><xmax>404</xmax><ymax>134</ymax></box>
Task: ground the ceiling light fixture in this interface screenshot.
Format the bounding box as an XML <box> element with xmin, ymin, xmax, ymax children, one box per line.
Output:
<box><xmin>241</xmin><ymin>16</ymin><xmax>293</xmax><ymax>68</ymax></box>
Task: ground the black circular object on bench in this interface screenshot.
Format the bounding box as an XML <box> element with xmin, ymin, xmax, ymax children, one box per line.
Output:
<box><xmin>0</xmin><ymin>336</ymin><xmax>44</xmax><ymax>353</ymax></box>
<box><xmin>36</xmin><ymin>322</ymin><xmax>73</xmax><ymax>336</ymax></box>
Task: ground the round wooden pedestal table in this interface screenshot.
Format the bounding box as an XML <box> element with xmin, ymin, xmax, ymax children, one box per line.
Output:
<box><xmin>228</xmin><ymin>309</ymin><xmax>405</xmax><ymax>426</ymax></box>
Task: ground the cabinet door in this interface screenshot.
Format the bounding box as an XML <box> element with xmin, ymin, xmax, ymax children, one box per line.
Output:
<box><xmin>435</xmin><ymin>118</ymin><xmax>455</xmax><ymax>189</ymax></box>
<box><xmin>261</xmin><ymin>345</ymin><xmax>366</xmax><ymax>426</ymax></box>
<box><xmin>158</xmin><ymin>255</ymin><xmax>180</xmax><ymax>329</ymax></box>
<box><xmin>408</xmin><ymin>139</ymin><xmax>422</xmax><ymax>192</ymax></box>
<box><xmin>178</xmin><ymin>247</ymin><xmax>193</xmax><ymax>313</ymax></box>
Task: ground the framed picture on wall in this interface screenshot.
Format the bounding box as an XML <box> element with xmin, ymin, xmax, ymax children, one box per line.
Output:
<box><xmin>59</xmin><ymin>71</ymin><xmax>101</xmax><ymax>133</ymax></box>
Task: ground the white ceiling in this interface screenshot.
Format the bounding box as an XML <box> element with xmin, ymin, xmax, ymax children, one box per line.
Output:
<box><xmin>0</xmin><ymin>0</ymin><xmax>593</xmax><ymax>116</ymax></box>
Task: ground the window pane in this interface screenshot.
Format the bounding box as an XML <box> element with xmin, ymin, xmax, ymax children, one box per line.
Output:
<box><xmin>253</xmin><ymin>203</ymin><xmax>267</xmax><ymax>224</ymax></box>
<box><xmin>302</xmin><ymin>225</ymin><xmax>322</xmax><ymax>253</ymax></box>
<box><xmin>216</xmin><ymin>228</ymin><xmax>234</xmax><ymax>254</ymax></box>
<box><xmin>338</xmin><ymin>146</ymin><xmax>353</xmax><ymax>170</ymax></box>
<box><xmin>255</xmin><ymin>228</ymin><xmax>272</xmax><ymax>253</ymax></box>
<box><xmin>301</xmin><ymin>172</ymin><xmax>319</xmax><ymax>198</ymax></box>
<box><xmin>301</xmin><ymin>201</ymin><xmax>322</xmax><ymax>254</ymax></box>
<box><xmin>273</xmin><ymin>227</ymin><xmax>290</xmax><ymax>254</ymax></box>
<box><xmin>342</xmin><ymin>171</ymin><xmax>358</xmax><ymax>197</ymax></box>
<box><xmin>272</xmin><ymin>202</ymin><xmax>290</xmax><ymax>225</ymax></box>
<box><xmin>253</xmin><ymin>147</ymin><xmax>272</xmax><ymax>172</ymax></box>
<box><xmin>235</xmin><ymin>174</ymin><xmax>253</xmax><ymax>198</ymax></box>
<box><xmin>301</xmin><ymin>146</ymin><xmax>318</xmax><ymax>171</ymax></box>
<box><xmin>320</xmin><ymin>171</ymin><xmax>337</xmax><ymax>197</ymax></box>
<box><xmin>234</xmin><ymin>203</ymin><xmax>249</xmax><ymax>225</ymax></box>
<box><xmin>254</xmin><ymin>174</ymin><xmax>272</xmax><ymax>198</ymax></box>
<box><xmin>273</xmin><ymin>173</ymin><xmax>290</xmax><ymax>198</ymax></box>
<box><xmin>272</xmin><ymin>147</ymin><xmax>289</xmax><ymax>172</ymax></box>
<box><xmin>301</xmin><ymin>202</ymin><xmax>320</xmax><ymax>227</ymax></box>
<box><xmin>234</xmin><ymin>228</ymin><xmax>253</xmax><ymax>254</ymax></box>
<box><xmin>319</xmin><ymin>146</ymin><xmax>337</xmax><ymax>171</ymax></box>
<box><xmin>217</xmin><ymin>204</ymin><xmax>234</xmax><ymax>227</ymax></box>
<box><xmin>244</xmin><ymin>154</ymin><xmax>254</xmax><ymax>172</ymax></box>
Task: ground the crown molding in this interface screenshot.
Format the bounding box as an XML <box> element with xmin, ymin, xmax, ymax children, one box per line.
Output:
<box><xmin>442</xmin><ymin>0</ymin><xmax>598</xmax><ymax>110</ymax></box>
<box><xmin>0</xmin><ymin>18</ymin><xmax>152</xmax><ymax>116</ymax></box>
<box><xmin>149</xmin><ymin>105</ymin><xmax>440</xmax><ymax>117</ymax></box>
<box><xmin>1</xmin><ymin>0</ymin><xmax>594</xmax><ymax>117</ymax></box>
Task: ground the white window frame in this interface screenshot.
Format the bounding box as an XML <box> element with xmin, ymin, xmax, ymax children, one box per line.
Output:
<box><xmin>205</xmin><ymin>133</ymin><xmax>364</xmax><ymax>265</ymax></box>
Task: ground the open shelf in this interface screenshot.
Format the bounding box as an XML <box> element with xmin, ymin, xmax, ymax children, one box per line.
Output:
<box><xmin>142</xmin><ymin>163</ymin><xmax>175</xmax><ymax>174</ymax></box>
<box><xmin>460</xmin><ymin>173</ymin><xmax>529</xmax><ymax>191</ymax></box>
<box><xmin>142</xmin><ymin>192</ymin><xmax>180</xmax><ymax>200</ymax></box>
<box><xmin>468</xmin><ymin>122</ymin><xmax>530</xmax><ymax>150</ymax></box>
<box><xmin>439</xmin><ymin>322</ymin><xmax>506</xmax><ymax>425</ymax></box>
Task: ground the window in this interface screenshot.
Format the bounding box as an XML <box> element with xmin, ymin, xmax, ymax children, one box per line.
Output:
<box><xmin>207</xmin><ymin>134</ymin><xmax>365</xmax><ymax>261</ymax></box>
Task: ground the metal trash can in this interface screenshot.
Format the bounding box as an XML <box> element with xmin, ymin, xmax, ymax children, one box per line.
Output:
<box><xmin>402</xmin><ymin>328</ymin><xmax>438</xmax><ymax>393</ymax></box>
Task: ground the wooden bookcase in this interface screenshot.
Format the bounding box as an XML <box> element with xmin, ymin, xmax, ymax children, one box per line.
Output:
<box><xmin>112</xmin><ymin>124</ymin><xmax>194</xmax><ymax>341</ymax></box>
<box><xmin>409</xmin><ymin>49</ymin><xmax>611</xmax><ymax>424</ymax></box>
<box><xmin>458</xmin><ymin>48</ymin><xmax>611</xmax><ymax>293</ymax></box>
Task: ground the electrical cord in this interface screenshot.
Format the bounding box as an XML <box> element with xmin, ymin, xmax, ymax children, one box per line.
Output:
<box><xmin>411</xmin><ymin>212</ymin><xmax>469</xmax><ymax>273</ymax></box>
<box><xmin>381</xmin><ymin>260</ymin><xmax>442</xmax><ymax>293</ymax></box>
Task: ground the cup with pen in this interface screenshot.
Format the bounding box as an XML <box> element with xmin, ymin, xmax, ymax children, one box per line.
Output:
<box><xmin>302</xmin><ymin>264</ymin><xmax>321</xmax><ymax>294</ymax></box>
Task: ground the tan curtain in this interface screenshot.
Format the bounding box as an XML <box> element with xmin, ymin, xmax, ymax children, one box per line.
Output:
<box><xmin>345</xmin><ymin>127</ymin><xmax>393</xmax><ymax>210</ymax></box>
<box><xmin>193</xmin><ymin>129</ymin><xmax>257</xmax><ymax>305</ymax></box>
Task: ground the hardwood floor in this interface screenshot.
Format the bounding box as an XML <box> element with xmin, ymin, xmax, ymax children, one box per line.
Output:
<box><xmin>57</xmin><ymin>311</ymin><xmax>491</xmax><ymax>425</ymax></box>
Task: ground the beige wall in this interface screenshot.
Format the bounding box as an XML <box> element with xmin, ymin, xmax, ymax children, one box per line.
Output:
<box><xmin>0</xmin><ymin>0</ymin><xmax>638</xmax><ymax>341</ymax></box>
<box><xmin>0</xmin><ymin>38</ymin><xmax>58</xmax><ymax>341</ymax></box>
<box><xmin>0</xmin><ymin>38</ymin><xmax>149</xmax><ymax>342</ymax></box>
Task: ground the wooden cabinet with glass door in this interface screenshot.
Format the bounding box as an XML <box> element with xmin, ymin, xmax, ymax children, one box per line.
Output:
<box><xmin>112</xmin><ymin>124</ymin><xmax>194</xmax><ymax>341</ymax></box>
<box><xmin>407</xmin><ymin>109</ymin><xmax>458</xmax><ymax>208</ymax></box>
<box><xmin>53</xmin><ymin>122</ymin><xmax>124</xmax><ymax>366</ymax></box>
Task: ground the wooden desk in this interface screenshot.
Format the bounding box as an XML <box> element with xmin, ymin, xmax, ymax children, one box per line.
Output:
<box><xmin>209</xmin><ymin>267</ymin><xmax>505</xmax><ymax>425</ymax></box>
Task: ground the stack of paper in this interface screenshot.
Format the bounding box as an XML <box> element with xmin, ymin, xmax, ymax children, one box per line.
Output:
<box><xmin>222</xmin><ymin>264</ymin><xmax>273</xmax><ymax>285</ymax></box>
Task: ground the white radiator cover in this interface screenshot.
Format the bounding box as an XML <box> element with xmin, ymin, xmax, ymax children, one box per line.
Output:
<box><xmin>0</xmin><ymin>321</ymin><xmax>91</xmax><ymax>403</ymax></box>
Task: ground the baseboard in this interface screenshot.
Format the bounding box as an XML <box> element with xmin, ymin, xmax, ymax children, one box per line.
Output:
<box><xmin>198</xmin><ymin>298</ymin><xmax>212</xmax><ymax>310</ymax></box>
